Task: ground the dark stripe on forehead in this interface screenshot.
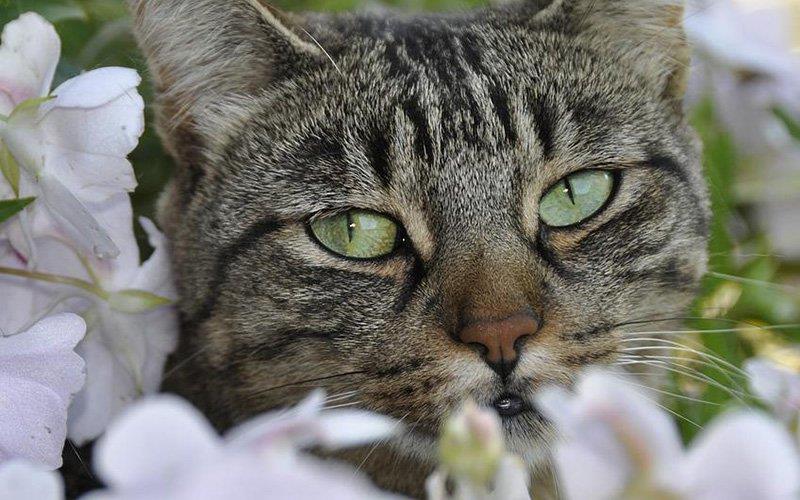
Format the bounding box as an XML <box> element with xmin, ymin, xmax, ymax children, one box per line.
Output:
<box><xmin>385</xmin><ymin>42</ymin><xmax>415</xmax><ymax>80</ymax></box>
<box><xmin>367</xmin><ymin>128</ymin><xmax>393</xmax><ymax>187</ymax></box>
<box><xmin>187</xmin><ymin>217</ymin><xmax>284</xmax><ymax>327</ymax></box>
<box><xmin>459</xmin><ymin>33</ymin><xmax>486</xmax><ymax>74</ymax></box>
<box><xmin>291</xmin><ymin>135</ymin><xmax>346</xmax><ymax>164</ymax></box>
<box><xmin>403</xmin><ymin>99</ymin><xmax>434</xmax><ymax>162</ymax></box>
<box><xmin>489</xmin><ymin>85</ymin><xmax>517</xmax><ymax>143</ymax></box>
<box><xmin>528</xmin><ymin>94</ymin><xmax>556</xmax><ymax>159</ymax></box>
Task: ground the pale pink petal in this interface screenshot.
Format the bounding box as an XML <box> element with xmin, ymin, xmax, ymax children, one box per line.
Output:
<box><xmin>38</xmin><ymin>173</ymin><xmax>119</xmax><ymax>259</ymax></box>
<box><xmin>0</xmin><ymin>313</ymin><xmax>86</xmax><ymax>401</ymax></box>
<box><xmin>745</xmin><ymin>358</ymin><xmax>800</xmax><ymax>423</ymax></box>
<box><xmin>0</xmin><ymin>314</ymin><xmax>86</xmax><ymax>468</ymax></box>
<box><xmin>682</xmin><ymin>411</ymin><xmax>800</xmax><ymax>500</ymax></box>
<box><xmin>0</xmin><ymin>460</ymin><xmax>64</xmax><ymax>500</ymax></box>
<box><xmin>67</xmin><ymin>337</ymin><xmax>136</xmax><ymax>445</ymax></box>
<box><xmin>314</xmin><ymin>410</ymin><xmax>399</xmax><ymax>449</ymax></box>
<box><xmin>93</xmin><ymin>395</ymin><xmax>221</xmax><ymax>491</ymax></box>
<box><xmin>0</xmin><ymin>13</ymin><xmax>60</xmax><ymax>106</ymax></box>
<box><xmin>175</xmin><ymin>454</ymin><xmax>403</xmax><ymax>500</ymax></box>
<box><xmin>536</xmin><ymin>370</ymin><xmax>683</xmax><ymax>499</ymax></box>
<box><xmin>128</xmin><ymin>218</ymin><xmax>176</xmax><ymax>298</ymax></box>
<box><xmin>0</xmin><ymin>376</ymin><xmax>68</xmax><ymax>468</ymax></box>
<box><xmin>43</xmin><ymin>67</ymin><xmax>141</xmax><ymax>111</ymax></box>
<box><xmin>492</xmin><ymin>456</ymin><xmax>531</xmax><ymax>500</ymax></box>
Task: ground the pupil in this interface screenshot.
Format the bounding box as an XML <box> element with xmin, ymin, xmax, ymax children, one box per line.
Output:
<box><xmin>346</xmin><ymin>212</ymin><xmax>355</xmax><ymax>242</ymax></box>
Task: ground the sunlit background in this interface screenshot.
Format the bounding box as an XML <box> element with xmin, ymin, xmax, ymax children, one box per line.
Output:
<box><xmin>2</xmin><ymin>0</ymin><xmax>799</xmax><ymax>442</ymax></box>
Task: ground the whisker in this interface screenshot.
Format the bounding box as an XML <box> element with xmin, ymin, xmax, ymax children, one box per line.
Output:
<box><xmin>620</xmin><ymin>347</ymin><xmax>745</xmax><ymax>389</ymax></box>
<box><xmin>617</xmin><ymin>357</ymin><xmax>746</xmax><ymax>401</ymax></box>
<box><xmin>611</xmin><ymin>373</ymin><xmax>722</xmax><ymax>407</ymax></box>
<box><xmin>707</xmin><ymin>271</ymin><xmax>799</xmax><ymax>294</ymax></box>
<box><xmin>355</xmin><ymin>411</ymin><xmax>413</xmax><ymax>475</ymax></box>
<box><xmin>248</xmin><ymin>370</ymin><xmax>368</xmax><ymax>397</ymax></box>
<box><xmin>623</xmin><ymin>324</ymin><xmax>800</xmax><ymax>336</ymax></box>
<box><xmin>323</xmin><ymin>400</ymin><xmax>363</xmax><ymax>411</ymax></box>
<box><xmin>618</xmin><ymin>337</ymin><xmax>747</xmax><ymax>377</ymax></box>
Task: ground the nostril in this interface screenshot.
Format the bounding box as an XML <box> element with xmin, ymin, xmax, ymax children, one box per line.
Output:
<box><xmin>466</xmin><ymin>342</ymin><xmax>489</xmax><ymax>359</ymax></box>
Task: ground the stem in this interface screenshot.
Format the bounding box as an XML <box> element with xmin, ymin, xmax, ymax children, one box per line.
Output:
<box><xmin>0</xmin><ymin>266</ymin><xmax>109</xmax><ymax>300</ymax></box>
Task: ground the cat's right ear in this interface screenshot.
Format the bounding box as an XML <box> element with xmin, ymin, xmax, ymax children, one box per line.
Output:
<box><xmin>530</xmin><ymin>0</ymin><xmax>689</xmax><ymax>107</ymax></box>
<box><xmin>127</xmin><ymin>0</ymin><xmax>324</xmax><ymax>165</ymax></box>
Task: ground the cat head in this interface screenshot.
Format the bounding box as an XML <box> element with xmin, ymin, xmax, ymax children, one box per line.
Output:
<box><xmin>129</xmin><ymin>0</ymin><xmax>708</xmax><ymax>487</ymax></box>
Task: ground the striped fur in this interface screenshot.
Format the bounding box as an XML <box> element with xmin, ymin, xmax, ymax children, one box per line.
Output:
<box><xmin>129</xmin><ymin>0</ymin><xmax>708</xmax><ymax>495</ymax></box>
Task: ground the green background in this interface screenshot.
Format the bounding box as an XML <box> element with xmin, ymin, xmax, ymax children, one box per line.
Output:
<box><xmin>3</xmin><ymin>0</ymin><xmax>799</xmax><ymax>439</ymax></box>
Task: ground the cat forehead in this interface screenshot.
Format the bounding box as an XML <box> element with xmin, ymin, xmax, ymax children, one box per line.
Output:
<box><xmin>232</xmin><ymin>17</ymin><xmax>673</xmax><ymax>185</ymax></box>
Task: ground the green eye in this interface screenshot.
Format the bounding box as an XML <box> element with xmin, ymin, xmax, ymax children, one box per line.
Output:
<box><xmin>310</xmin><ymin>210</ymin><xmax>400</xmax><ymax>259</ymax></box>
<box><xmin>539</xmin><ymin>170</ymin><xmax>615</xmax><ymax>227</ymax></box>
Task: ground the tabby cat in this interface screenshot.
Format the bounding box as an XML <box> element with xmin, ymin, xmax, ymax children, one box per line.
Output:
<box><xmin>127</xmin><ymin>0</ymin><xmax>709</xmax><ymax>495</ymax></box>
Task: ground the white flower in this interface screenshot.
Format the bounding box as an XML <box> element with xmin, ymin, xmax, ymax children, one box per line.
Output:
<box><xmin>685</xmin><ymin>0</ymin><xmax>800</xmax><ymax>257</ymax></box>
<box><xmin>0</xmin><ymin>12</ymin><xmax>143</xmax><ymax>260</ymax></box>
<box><xmin>0</xmin><ymin>460</ymin><xmax>64</xmax><ymax>500</ymax></box>
<box><xmin>745</xmin><ymin>357</ymin><xmax>800</xmax><ymax>431</ymax></box>
<box><xmin>680</xmin><ymin>411</ymin><xmax>800</xmax><ymax>500</ymax></box>
<box><xmin>82</xmin><ymin>391</ymin><xmax>402</xmax><ymax>500</ymax></box>
<box><xmin>536</xmin><ymin>369</ymin><xmax>800</xmax><ymax>500</ymax></box>
<box><xmin>0</xmin><ymin>205</ymin><xmax>178</xmax><ymax>444</ymax></box>
<box><xmin>0</xmin><ymin>314</ymin><xmax>85</xmax><ymax>469</ymax></box>
<box><xmin>685</xmin><ymin>0</ymin><xmax>800</xmax><ymax>155</ymax></box>
<box><xmin>535</xmin><ymin>370</ymin><xmax>681</xmax><ymax>500</ymax></box>
<box><xmin>427</xmin><ymin>401</ymin><xmax>531</xmax><ymax>500</ymax></box>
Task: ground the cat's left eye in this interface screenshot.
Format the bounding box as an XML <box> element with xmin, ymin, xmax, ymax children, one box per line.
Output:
<box><xmin>539</xmin><ymin>170</ymin><xmax>615</xmax><ymax>228</ymax></box>
<box><xmin>309</xmin><ymin>210</ymin><xmax>400</xmax><ymax>260</ymax></box>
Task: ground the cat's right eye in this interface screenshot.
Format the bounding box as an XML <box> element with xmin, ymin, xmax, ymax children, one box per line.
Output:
<box><xmin>309</xmin><ymin>210</ymin><xmax>400</xmax><ymax>260</ymax></box>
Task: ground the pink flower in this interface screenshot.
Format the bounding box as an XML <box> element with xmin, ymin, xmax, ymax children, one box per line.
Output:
<box><xmin>0</xmin><ymin>210</ymin><xmax>178</xmax><ymax>445</ymax></box>
<box><xmin>0</xmin><ymin>12</ymin><xmax>143</xmax><ymax>260</ymax></box>
<box><xmin>536</xmin><ymin>369</ymin><xmax>800</xmax><ymax>500</ymax></box>
<box><xmin>82</xmin><ymin>392</ymin><xmax>402</xmax><ymax>500</ymax></box>
<box><xmin>746</xmin><ymin>357</ymin><xmax>800</xmax><ymax>434</ymax></box>
<box><xmin>0</xmin><ymin>314</ymin><xmax>85</xmax><ymax>469</ymax></box>
<box><xmin>0</xmin><ymin>460</ymin><xmax>64</xmax><ymax>500</ymax></box>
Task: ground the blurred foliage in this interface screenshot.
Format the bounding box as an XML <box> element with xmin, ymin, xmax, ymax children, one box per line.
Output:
<box><xmin>3</xmin><ymin>0</ymin><xmax>799</xmax><ymax>439</ymax></box>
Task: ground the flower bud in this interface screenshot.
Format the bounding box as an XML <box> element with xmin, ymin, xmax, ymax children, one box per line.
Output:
<box><xmin>438</xmin><ymin>401</ymin><xmax>504</xmax><ymax>485</ymax></box>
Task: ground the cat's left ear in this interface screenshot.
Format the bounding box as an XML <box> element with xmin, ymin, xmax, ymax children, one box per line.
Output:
<box><xmin>533</xmin><ymin>0</ymin><xmax>689</xmax><ymax>105</ymax></box>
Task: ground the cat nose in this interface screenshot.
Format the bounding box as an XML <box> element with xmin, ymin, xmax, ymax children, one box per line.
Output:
<box><xmin>457</xmin><ymin>309</ymin><xmax>539</xmax><ymax>378</ymax></box>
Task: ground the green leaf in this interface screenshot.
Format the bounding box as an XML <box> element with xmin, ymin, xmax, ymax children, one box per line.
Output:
<box><xmin>0</xmin><ymin>142</ymin><xmax>20</xmax><ymax>197</ymax></box>
<box><xmin>0</xmin><ymin>197</ymin><xmax>35</xmax><ymax>224</ymax></box>
<box><xmin>774</xmin><ymin>107</ymin><xmax>800</xmax><ymax>141</ymax></box>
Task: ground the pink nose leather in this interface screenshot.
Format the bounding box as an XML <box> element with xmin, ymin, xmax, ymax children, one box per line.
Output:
<box><xmin>457</xmin><ymin>312</ymin><xmax>538</xmax><ymax>364</ymax></box>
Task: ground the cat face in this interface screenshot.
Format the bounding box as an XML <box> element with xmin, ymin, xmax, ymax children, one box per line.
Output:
<box><xmin>130</xmin><ymin>0</ymin><xmax>709</xmax><ymax>490</ymax></box>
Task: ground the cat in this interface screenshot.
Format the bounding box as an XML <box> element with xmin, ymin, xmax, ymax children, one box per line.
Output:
<box><xmin>126</xmin><ymin>0</ymin><xmax>710</xmax><ymax>496</ymax></box>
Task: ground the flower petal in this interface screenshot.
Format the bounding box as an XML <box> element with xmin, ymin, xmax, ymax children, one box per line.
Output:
<box><xmin>0</xmin><ymin>13</ymin><xmax>60</xmax><ymax>108</ymax></box>
<box><xmin>682</xmin><ymin>411</ymin><xmax>800</xmax><ymax>500</ymax></box>
<box><xmin>0</xmin><ymin>375</ymin><xmax>68</xmax><ymax>469</ymax></box>
<box><xmin>0</xmin><ymin>460</ymin><xmax>64</xmax><ymax>500</ymax></box>
<box><xmin>93</xmin><ymin>395</ymin><xmax>221</xmax><ymax>491</ymax></box>
<box><xmin>38</xmin><ymin>173</ymin><xmax>119</xmax><ymax>259</ymax></box>
<box><xmin>745</xmin><ymin>358</ymin><xmax>800</xmax><ymax>421</ymax></box>
<box><xmin>43</xmin><ymin>67</ymin><xmax>141</xmax><ymax>111</ymax></box>
<box><xmin>67</xmin><ymin>336</ymin><xmax>136</xmax><ymax>445</ymax></box>
<box><xmin>0</xmin><ymin>313</ymin><xmax>86</xmax><ymax>401</ymax></box>
<box><xmin>536</xmin><ymin>370</ymin><xmax>684</xmax><ymax>499</ymax></box>
<box><xmin>0</xmin><ymin>314</ymin><xmax>86</xmax><ymax>469</ymax></box>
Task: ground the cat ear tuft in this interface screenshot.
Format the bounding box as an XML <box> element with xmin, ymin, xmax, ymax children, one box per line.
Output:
<box><xmin>535</xmin><ymin>0</ymin><xmax>689</xmax><ymax>105</ymax></box>
<box><xmin>127</xmin><ymin>0</ymin><xmax>324</xmax><ymax>163</ymax></box>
